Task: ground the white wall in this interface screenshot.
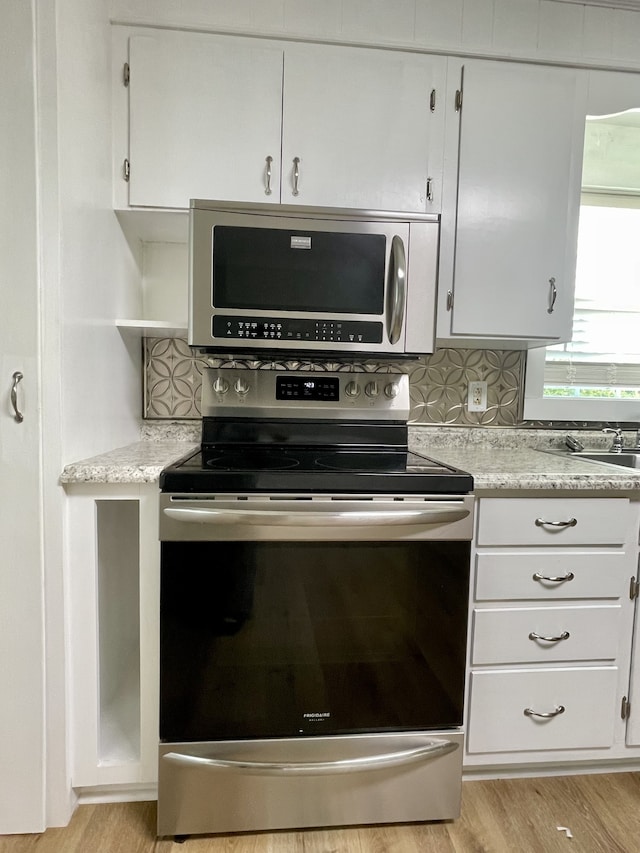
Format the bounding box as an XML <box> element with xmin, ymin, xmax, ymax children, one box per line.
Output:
<box><xmin>57</xmin><ymin>0</ymin><xmax>142</xmax><ymax>464</ymax></box>
<box><xmin>109</xmin><ymin>0</ymin><xmax>640</xmax><ymax>71</ymax></box>
<box><xmin>32</xmin><ymin>0</ymin><xmax>146</xmax><ymax>830</ymax></box>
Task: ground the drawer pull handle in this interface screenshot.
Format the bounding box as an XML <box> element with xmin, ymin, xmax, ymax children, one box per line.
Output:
<box><xmin>529</xmin><ymin>631</ymin><xmax>570</xmax><ymax>643</ymax></box>
<box><xmin>524</xmin><ymin>705</ymin><xmax>565</xmax><ymax>719</ymax></box>
<box><xmin>534</xmin><ymin>517</ymin><xmax>577</xmax><ymax>529</ymax></box>
<box><xmin>533</xmin><ymin>572</ymin><xmax>575</xmax><ymax>583</ymax></box>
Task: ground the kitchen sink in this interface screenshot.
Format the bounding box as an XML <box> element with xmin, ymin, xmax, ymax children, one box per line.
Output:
<box><xmin>551</xmin><ymin>450</ymin><xmax>640</xmax><ymax>469</ymax></box>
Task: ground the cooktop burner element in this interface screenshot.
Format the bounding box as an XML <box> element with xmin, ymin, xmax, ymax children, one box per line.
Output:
<box><xmin>314</xmin><ymin>451</ymin><xmax>406</xmax><ymax>472</ymax></box>
<box><xmin>159</xmin><ymin>369</ymin><xmax>474</xmax><ymax>496</ymax></box>
<box><xmin>205</xmin><ymin>451</ymin><xmax>300</xmax><ymax>471</ymax></box>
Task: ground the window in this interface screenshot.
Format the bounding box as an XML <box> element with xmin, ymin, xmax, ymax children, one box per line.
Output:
<box><xmin>524</xmin><ymin>97</ymin><xmax>640</xmax><ymax>422</ymax></box>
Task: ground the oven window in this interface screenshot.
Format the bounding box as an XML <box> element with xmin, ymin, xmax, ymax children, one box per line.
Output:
<box><xmin>212</xmin><ymin>226</ymin><xmax>386</xmax><ymax>314</ymax></box>
<box><xmin>160</xmin><ymin>541</ymin><xmax>470</xmax><ymax>743</ymax></box>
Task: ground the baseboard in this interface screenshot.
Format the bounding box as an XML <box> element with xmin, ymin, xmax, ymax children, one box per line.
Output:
<box><xmin>75</xmin><ymin>783</ymin><xmax>158</xmax><ymax>805</ymax></box>
<box><xmin>463</xmin><ymin>759</ymin><xmax>640</xmax><ymax>782</ymax></box>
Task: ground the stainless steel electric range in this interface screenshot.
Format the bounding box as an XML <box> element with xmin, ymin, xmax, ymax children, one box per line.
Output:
<box><xmin>157</xmin><ymin>369</ymin><xmax>474</xmax><ymax>840</ymax></box>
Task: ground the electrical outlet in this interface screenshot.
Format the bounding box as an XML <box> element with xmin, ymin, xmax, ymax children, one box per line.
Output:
<box><xmin>467</xmin><ymin>380</ymin><xmax>488</xmax><ymax>412</ymax></box>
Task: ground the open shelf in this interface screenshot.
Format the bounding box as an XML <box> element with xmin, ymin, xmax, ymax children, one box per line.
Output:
<box><xmin>116</xmin><ymin>319</ymin><xmax>187</xmax><ymax>338</ymax></box>
<box><xmin>97</xmin><ymin>500</ymin><xmax>141</xmax><ymax>766</ymax></box>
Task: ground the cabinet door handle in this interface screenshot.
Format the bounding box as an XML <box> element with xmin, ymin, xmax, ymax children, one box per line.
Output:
<box><xmin>265</xmin><ymin>155</ymin><xmax>273</xmax><ymax>196</ymax></box>
<box><xmin>11</xmin><ymin>371</ymin><xmax>24</xmax><ymax>423</ymax></box>
<box><xmin>528</xmin><ymin>631</ymin><xmax>570</xmax><ymax>643</ymax></box>
<box><xmin>547</xmin><ymin>276</ymin><xmax>557</xmax><ymax>314</ymax></box>
<box><xmin>524</xmin><ymin>705</ymin><xmax>565</xmax><ymax>719</ymax></box>
<box><xmin>534</xmin><ymin>517</ymin><xmax>577</xmax><ymax>529</ymax></box>
<box><xmin>532</xmin><ymin>572</ymin><xmax>575</xmax><ymax>583</ymax></box>
<box><xmin>426</xmin><ymin>177</ymin><xmax>433</xmax><ymax>202</ymax></box>
<box><xmin>292</xmin><ymin>156</ymin><xmax>300</xmax><ymax>196</ymax></box>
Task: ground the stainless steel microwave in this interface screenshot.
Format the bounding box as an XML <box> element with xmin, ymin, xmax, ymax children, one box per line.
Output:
<box><xmin>189</xmin><ymin>200</ymin><xmax>440</xmax><ymax>358</ymax></box>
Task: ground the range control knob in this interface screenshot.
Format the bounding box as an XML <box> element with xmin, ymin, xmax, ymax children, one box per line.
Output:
<box><xmin>212</xmin><ymin>377</ymin><xmax>229</xmax><ymax>395</ymax></box>
<box><xmin>364</xmin><ymin>381</ymin><xmax>380</xmax><ymax>398</ymax></box>
<box><xmin>384</xmin><ymin>382</ymin><xmax>400</xmax><ymax>399</ymax></box>
<box><xmin>345</xmin><ymin>381</ymin><xmax>361</xmax><ymax>398</ymax></box>
<box><xmin>234</xmin><ymin>377</ymin><xmax>250</xmax><ymax>396</ymax></box>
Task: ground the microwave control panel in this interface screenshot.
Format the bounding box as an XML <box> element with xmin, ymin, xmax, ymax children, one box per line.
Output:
<box><xmin>212</xmin><ymin>316</ymin><xmax>383</xmax><ymax>345</ymax></box>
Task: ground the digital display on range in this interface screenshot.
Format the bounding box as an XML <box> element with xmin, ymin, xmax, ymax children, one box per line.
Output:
<box><xmin>276</xmin><ymin>376</ymin><xmax>340</xmax><ymax>401</ymax></box>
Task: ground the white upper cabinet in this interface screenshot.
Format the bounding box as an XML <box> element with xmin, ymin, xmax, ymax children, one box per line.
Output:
<box><xmin>280</xmin><ymin>45</ymin><xmax>445</xmax><ymax>211</ymax></box>
<box><xmin>438</xmin><ymin>59</ymin><xmax>588</xmax><ymax>345</ymax></box>
<box><xmin>114</xmin><ymin>28</ymin><xmax>446</xmax><ymax>214</ymax></box>
<box><xmin>123</xmin><ymin>31</ymin><xmax>284</xmax><ymax>209</ymax></box>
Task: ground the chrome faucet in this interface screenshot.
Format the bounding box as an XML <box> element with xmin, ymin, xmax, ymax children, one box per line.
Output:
<box><xmin>603</xmin><ymin>427</ymin><xmax>624</xmax><ymax>452</ymax></box>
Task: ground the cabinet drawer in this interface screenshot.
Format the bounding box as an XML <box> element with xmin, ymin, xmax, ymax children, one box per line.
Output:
<box><xmin>467</xmin><ymin>667</ymin><xmax>617</xmax><ymax>753</ymax></box>
<box><xmin>475</xmin><ymin>551</ymin><xmax>627</xmax><ymax>601</ymax></box>
<box><xmin>477</xmin><ymin>498</ymin><xmax>629</xmax><ymax>546</ymax></box>
<box><xmin>471</xmin><ymin>605</ymin><xmax>621</xmax><ymax>665</ymax></box>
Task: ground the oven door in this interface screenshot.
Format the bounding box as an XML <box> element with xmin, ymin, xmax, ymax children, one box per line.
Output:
<box><xmin>158</xmin><ymin>493</ymin><xmax>473</xmax><ymax>835</ymax></box>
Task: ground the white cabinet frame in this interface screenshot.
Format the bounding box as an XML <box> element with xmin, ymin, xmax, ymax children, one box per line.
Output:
<box><xmin>66</xmin><ymin>484</ymin><xmax>160</xmax><ymax>790</ymax></box>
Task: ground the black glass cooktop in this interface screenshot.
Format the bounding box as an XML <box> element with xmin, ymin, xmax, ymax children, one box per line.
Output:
<box><xmin>160</xmin><ymin>446</ymin><xmax>473</xmax><ymax>495</ymax></box>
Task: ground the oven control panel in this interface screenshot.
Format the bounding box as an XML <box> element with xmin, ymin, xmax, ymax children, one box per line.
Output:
<box><xmin>276</xmin><ymin>376</ymin><xmax>339</xmax><ymax>401</ymax></box>
<box><xmin>201</xmin><ymin>368</ymin><xmax>409</xmax><ymax>421</ymax></box>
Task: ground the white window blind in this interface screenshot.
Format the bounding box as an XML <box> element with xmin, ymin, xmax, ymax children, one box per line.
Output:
<box><xmin>544</xmin><ymin>196</ymin><xmax>640</xmax><ymax>398</ymax></box>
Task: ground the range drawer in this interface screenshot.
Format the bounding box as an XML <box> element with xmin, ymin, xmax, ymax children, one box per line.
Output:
<box><xmin>476</xmin><ymin>498</ymin><xmax>630</xmax><ymax>547</ymax></box>
<box><xmin>475</xmin><ymin>551</ymin><xmax>627</xmax><ymax>601</ymax></box>
<box><xmin>467</xmin><ymin>667</ymin><xmax>618</xmax><ymax>753</ymax></box>
<box><xmin>471</xmin><ymin>605</ymin><xmax>622</xmax><ymax>665</ymax></box>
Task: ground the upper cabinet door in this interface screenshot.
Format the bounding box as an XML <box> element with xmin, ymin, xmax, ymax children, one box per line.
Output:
<box><xmin>127</xmin><ymin>32</ymin><xmax>284</xmax><ymax>209</ymax></box>
<box><xmin>281</xmin><ymin>45</ymin><xmax>445</xmax><ymax>212</ymax></box>
<box><xmin>449</xmin><ymin>60</ymin><xmax>587</xmax><ymax>341</ymax></box>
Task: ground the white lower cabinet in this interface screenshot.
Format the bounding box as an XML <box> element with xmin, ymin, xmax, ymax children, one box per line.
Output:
<box><xmin>468</xmin><ymin>667</ymin><xmax>618</xmax><ymax>753</ymax></box>
<box><xmin>472</xmin><ymin>605</ymin><xmax>622</xmax><ymax>665</ymax></box>
<box><xmin>466</xmin><ymin>496</ymin><xmax>640</xmax><ymax>768</ymax></box>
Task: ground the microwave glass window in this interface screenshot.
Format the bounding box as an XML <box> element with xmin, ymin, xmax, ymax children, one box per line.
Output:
<box><xmin>212</xmin><ymin>226</ymin><xmax>386</xmax><ymax>314</ymax></box>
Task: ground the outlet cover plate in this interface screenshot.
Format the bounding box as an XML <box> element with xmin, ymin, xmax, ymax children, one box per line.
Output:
<box><xmin>468</xmin><ymin>380</ymin><xmax>488</xmax><ymax>412</ymax></box>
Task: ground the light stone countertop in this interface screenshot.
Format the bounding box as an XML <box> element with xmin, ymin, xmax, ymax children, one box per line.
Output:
<box><xmin>59</xmin><ymin>424</ymin><xmax>640</xmax><ymax>494</ymax></box>
<box><xmin>413</xmin><ymin>446</ymin><xmax>640</xmax><ymax>494</ymax></box>
<box><xmin>409</xmin><ymin>427</ymin><xmax>640</xmax><ymax>494</ymax></box>
<box><xmin>60</xmin><ymin>441</ymin><xmax>197</xmax><ymax>485</ymax></box>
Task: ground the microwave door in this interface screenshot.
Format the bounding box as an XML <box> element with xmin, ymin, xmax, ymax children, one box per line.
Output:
<box><xmin>188</xmin><ymin>204</ymin><xmax>435</xmax><ymax>357</ymax></box>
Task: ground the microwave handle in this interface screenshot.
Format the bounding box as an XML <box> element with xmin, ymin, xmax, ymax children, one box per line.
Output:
<box><xmin>387</xmin><ymin>235</ymin><xmax>406</xmax><ymax>345</ymax></box>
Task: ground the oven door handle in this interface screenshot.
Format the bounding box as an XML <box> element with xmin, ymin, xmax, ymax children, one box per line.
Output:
<box><xmin>163</xmin><ymin>738</ymin><xmax>458</xmax><ymax>776</ymax></box>
<box><xmin>163</xmin><ymin>504</ymin><xmax>470</xmax><ymax>527</ymax></box>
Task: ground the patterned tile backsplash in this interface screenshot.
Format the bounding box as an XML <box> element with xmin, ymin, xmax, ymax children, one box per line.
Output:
<box><xmin>144</xmin><ymin>337</ymin><xmax>524</xmax><ymax>425</ymax></box>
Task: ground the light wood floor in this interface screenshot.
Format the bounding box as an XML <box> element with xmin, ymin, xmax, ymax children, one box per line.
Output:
<box><xmin>2</xmin><ymin>773</ymin><xmax>640</xmax><ymax>852</ymax></box>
